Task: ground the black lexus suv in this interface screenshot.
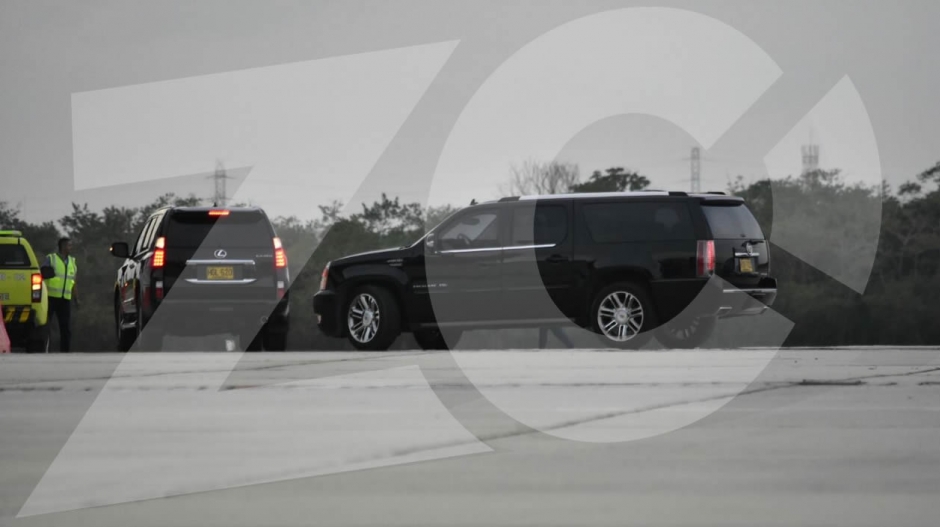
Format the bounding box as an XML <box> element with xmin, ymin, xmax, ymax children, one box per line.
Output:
<box><xmin>110</xmin><ymin>207</ymin><xmax>290</xmax><ymax>351</ymax></box>
<box><xmin>313</xmin><ymin>191</ymin><xmax>777</xmax><ymax>350</ymax></box>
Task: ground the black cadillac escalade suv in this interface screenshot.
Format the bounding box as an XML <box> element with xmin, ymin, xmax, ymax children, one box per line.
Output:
<box><xmin>313</xmin><ymin>191</ymin><xmax>777</xmax><ymax>350</ymax></box>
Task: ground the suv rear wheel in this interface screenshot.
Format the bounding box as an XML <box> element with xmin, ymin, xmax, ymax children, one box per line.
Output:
<box><xmin>590</xmin><ymin>282</ymin><xmax>656</xmax><ymax>349</ymax></box>
<box><xmin>26</xmin><ymin>324</ymin><xmax>50</xmax><ymax>353</ymax></box>
<box><xmin>116</xmin><ymin>297</ymin><xmax>135</xmax><ymax>352</ymax></box>
<box><xmin>346</xmin><ymin>285</ymin><xmax>400</xmax><ymax>351</ymax></box>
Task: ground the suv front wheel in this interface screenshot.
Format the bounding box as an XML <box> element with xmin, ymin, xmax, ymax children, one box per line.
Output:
<box><xmin>590</xmin><ymin>282</ymin><xmax>656</xmax><ymax>349</ymax></box>
<box><xmin>346</xmin><ymin>286</ymin><xmax>401</xmax><ymax>351</ymax></box>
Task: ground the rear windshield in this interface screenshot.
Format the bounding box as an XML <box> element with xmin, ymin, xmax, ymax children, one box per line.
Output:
<box><xmin>165</xmin><ymin>211</ymin><xmax>273</xmax><ymax>248</ymax></box>
<box><xmin>0</xmin><ymin>244</ymin><xmax>31</xmax><ymax>268</ymax></box>
<box><xmin>702</xmin><ymin>204</ymin><xmax>764</xmax><ymax>239</ymax></box>
<box><xmin>582</xmin><ymin>202</ymin><xmax>694</xmax><ymax>243</ymax></box>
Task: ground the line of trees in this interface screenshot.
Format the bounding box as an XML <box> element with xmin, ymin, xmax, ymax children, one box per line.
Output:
<box><xmin>2</xmin><ymin>160</ymin><xmax>939</xmax><ymax>350</ymax></box>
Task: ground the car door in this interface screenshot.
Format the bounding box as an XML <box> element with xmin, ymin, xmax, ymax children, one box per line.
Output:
<box><xmin>423</xmin><ymin>207</ymin><xmax>505</xmax><ymax>323</ymax></box>
<box><xmin>119</xmin><ymin>215</ymin><xmax>156</xmax><ymax>317</ymax></box>
<box><xmin>501</xmin><ymin>200</ymin><xmax>576</xmax><ymax>321</ymax></box>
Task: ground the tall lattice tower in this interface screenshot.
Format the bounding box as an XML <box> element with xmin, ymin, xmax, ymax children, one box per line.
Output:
<box><xmin>690</xmin><ymin>147</ymin><xmax>701</xmax><ymax>193</ymax></box>
<box><xmin>208</xmin><ymin>160</ymin><xmax>233</xmax><ymax>207</ymax></box>
<box><xmin>801</xmin><ymin>144</ymin><xmax>819</xmax><ymax>174</ymax></box>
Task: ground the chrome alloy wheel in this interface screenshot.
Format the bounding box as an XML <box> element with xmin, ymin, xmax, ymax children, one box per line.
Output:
<box><xmin>348</xmin><ymin>293</ymin><xmax>381</xmax><ymax>343</ymax></box>
<box><xmin>596</xmin><ymin>291</ymin><xmax>644</xmax><ymax>342</ymax></box>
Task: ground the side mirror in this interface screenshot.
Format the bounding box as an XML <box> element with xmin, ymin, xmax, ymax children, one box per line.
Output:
<box><xmin>425</xmin><ymin>234</ymin><xmax>437</xmax><ymax>253</ymax></box>
<box><xmin>110</xmin><ymin>242</ymin><xmax>130</xmax><ymax>259</ymax></box>
<box><xmin>40</xmin><ymin>266</ymin><xmax>55</xmax><ymax>280</ymax></box>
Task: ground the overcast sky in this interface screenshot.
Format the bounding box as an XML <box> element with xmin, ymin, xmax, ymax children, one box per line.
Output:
<box><xmin>1</xmin><ymin>0</ymin><xmax>938</xmax><ymax>224</ymax></box>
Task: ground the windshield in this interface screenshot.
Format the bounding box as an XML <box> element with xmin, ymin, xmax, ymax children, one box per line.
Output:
<box><xmin>165</xmin><ymin>211</ymin><xmax>274</xmax><ymax>248</ymax></box>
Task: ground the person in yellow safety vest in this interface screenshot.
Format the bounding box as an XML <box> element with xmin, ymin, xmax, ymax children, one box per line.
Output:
<box><xmin>43</xmin><ymin>237</ymin><xmax>79</xmax><ymax>352</ymax></box>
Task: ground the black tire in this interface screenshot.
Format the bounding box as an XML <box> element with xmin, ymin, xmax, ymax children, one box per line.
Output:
<box><xmin>243</xmin><ymin>331</ymin><xmax>263</xmax><ymax>352</ymax></box>
<box><xmin>345</xmin><ymin>285</ymin><xmax>401</xmax><ymax>351</ymax></box>
<box><xmin>26</xmin><ymin>324</ymin><xmax>50</xmax><ymax>353</ymax></box>
<box><xmin>116</xmin><ymin>297</ymin><xmax>135</xmax><ymax>352</ymax></box>
<box><xmin>413</xmin><ymin>327</ymin><xmax>462</xmax><ymax>350</ymax></box>
<box><xmin>134</xmin><ymin>290</ymin><xmax>161</xmax><ymax>351</ymax></box>
<box><xmin>262</xmin><ymin>327</ymin><xmax>288</xmax><ymax>351</ymax></box>
<box><xmin>589</xmin><ymin>281</ymin><xmax>657</xmax><ymax>349</ymax></box>
<box><xmin>655</xmin><ymin>315</ymin><xmax>717</xmax><ymax>349</ymax></box>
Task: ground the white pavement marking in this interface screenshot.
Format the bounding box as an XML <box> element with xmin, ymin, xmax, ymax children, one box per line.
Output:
<box><xmin>17</xmin><ymin>355</ymin><xmax>490</xmax><ymax>517</ymax></box>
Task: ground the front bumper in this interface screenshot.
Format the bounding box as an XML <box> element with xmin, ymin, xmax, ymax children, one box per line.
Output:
<box><xmin>313</xmin><ymin>290</ymin><xmax>342</xmax><ymax>337</ymax></box>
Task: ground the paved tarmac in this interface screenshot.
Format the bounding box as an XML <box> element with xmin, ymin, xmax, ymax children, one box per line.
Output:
<box><xmin>1</xmin><ymin>347</ymin><xmax>938</xmax><ymax>527</ymax></box>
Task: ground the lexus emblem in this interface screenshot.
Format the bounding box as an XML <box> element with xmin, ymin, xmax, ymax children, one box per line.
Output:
<box><xmin>745</xmin><ymin>243</ymin><xmax>754</xmax><ymax>254</ymax></box>
<box><xmin>214</xmin><ymin>249</ymin><xmax>228</xmax><ymax>259</ymax></box>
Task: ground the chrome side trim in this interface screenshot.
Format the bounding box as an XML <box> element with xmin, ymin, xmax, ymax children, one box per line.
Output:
<box><xmin>502</xmin><ymin>244</ymin><xmax>556</xmax><ymax>251</ymax></box>
<box><xmin>722</xmin><ymin>288</ymin><xmax>776</xmax><ymax>294</ymax></box>
<box><xmin>439</xmin><ymin>247</ymin><xmax>502</xmax><ymax>254</ymax></box>
<box><xmin>185</xmin><ymin>259</ymin><xmax>256</xmax><ymax>266</ymax></box>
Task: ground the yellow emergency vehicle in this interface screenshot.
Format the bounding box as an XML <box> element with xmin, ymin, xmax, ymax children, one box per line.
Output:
<box><xmin>0</xmin><ymin>230</ymin><xmax>52</xmax><ymax>352</ymax></box>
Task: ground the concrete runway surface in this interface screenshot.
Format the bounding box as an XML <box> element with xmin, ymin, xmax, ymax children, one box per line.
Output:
<box><xmin>1</xmin><ymin>347</ymin><xmax>938</xmax><ymax>527</ymax></box>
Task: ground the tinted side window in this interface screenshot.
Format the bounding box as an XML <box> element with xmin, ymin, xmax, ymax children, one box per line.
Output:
<box><xmin>134</xmin><ymin>216</ymin><xmax>156</xmax><ymax>255</ymax></box>
<box><xmin>0</xmin><ymin>244</ymin><xmax>30</xmax><ymax>268</ymax></box>
<box><xmin>165</xmin><ymin>210</ymin><xmax>273</xmax><ymax>248</ymax></box>
<box><xmin>701</xmin><ymin>204</ymin><xmax>764</xmax><ymax>239</ymax></box>
<box><xmin>439</xmin><ymin>210</ymin><xmax>500</xmax><ymax>251</ymax></box>
<box><xmin>511</xmin><ymin>205</ymin><xmax>567</xmax><ymax>246</ymax></box>
<box><xmin>582</xmin><ymin>202</ymin><xmax>694</xmax><ymax>243</ymax></box>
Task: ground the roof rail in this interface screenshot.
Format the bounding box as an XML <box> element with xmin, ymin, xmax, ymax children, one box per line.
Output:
<box><xmin>498</xmin><ymin>196</ymin><xmax>520</xmax><ymax>202</ymax></box>
<box><xmin>517</xmin><ymin>191</ymin><xmax>670</xmax><ymax>201</ymax></box>
<box><xmin>706</xmin><ymin>191</ymin><xmax>726</xmax><ymax>195</ymax></box>
<box><xmin>668</xmin><ymin>191</ymin><xmax>688</xmax><ymax>196</ymax></box>
<box><xmin>0</xmin><ymin>230</ymin><xmax>23</xmax><ymax>237</ymax></box>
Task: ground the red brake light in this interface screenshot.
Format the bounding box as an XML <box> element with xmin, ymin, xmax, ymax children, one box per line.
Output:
<box><xmin>696</xmin><ymin>240</ymin><xmax>715</xmax><ymax>277</ymax></box>
<box><xmin>208</xmin><ymin>210</ymin><xmax>230</xmax><ymax>217</ymax></box>
<box><xmin>319</xmin><ymin>262</ymin><xmax>330</xmax><ymax>291</ymax></box>
<box><xmin>273</xmin><ymin>237</ymin><xmax>287</xmax><ymax>268</ymax></box>
<box><xmin>153</xmin><ymin>236</ymin><xmax>166</xmax><ymax>268</ymax></box>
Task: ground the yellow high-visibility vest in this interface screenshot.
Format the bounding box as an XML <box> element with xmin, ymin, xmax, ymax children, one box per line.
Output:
<box><xmin>45</xmin><ymin>253</ymin><xmax>77</xmax><ymax>300</ymax></box>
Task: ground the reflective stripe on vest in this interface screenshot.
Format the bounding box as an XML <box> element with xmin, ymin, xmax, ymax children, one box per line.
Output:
<box><xmin>46</xmin><ymin>253</ymin><xmax>77</xmax><ymax>300</ymax></box>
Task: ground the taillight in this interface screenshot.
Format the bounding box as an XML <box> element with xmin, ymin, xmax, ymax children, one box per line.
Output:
<box><xmin>152</xmin><ymin>236</ymin><xmax>166</xmax><ymax>268</ymax></box>
<box><xmin>31</xmin><ymin>273</ymin><xmax>42</xmax><ymax>302</ymax></box>
<box><xmin>319</xmin><ymin>262</ymin><xmax>330</xmax><ymax>291</ymax></box>
<box><xmin>273</xmin><ymin>237</ymin><xmax>287</xmax><ymax>268</ymax></box>
<box><xmin>696</xmin><ymin>240</ymin><xmax>715</xmax><ymax>277</ymax></box>
<box><xmin>155</xmin><ymin>281</ymin><xmax>164</xmax><ymax>301</ymax></box>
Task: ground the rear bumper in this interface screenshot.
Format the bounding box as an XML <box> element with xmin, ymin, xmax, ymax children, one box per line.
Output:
<box><xmin>146</xmin><ymin>297</ymin><xmax>290</xmax><ymax>335</ymax></box>
<box><xmin>2</xmin><ymin>305</ymin><xmax>39</xmax><ymax>345</ymax></box>
<box><xmin>313</xmin><ymin>290</ymin><xmax>342</xmax><ymax>337</ymax></box>
<box><xmin>714</xmin><ymin>277</ymin><xmax>777</xmax><ymax>318</ymax></box>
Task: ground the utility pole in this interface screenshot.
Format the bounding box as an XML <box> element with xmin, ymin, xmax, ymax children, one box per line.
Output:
<box><xmin>690</xmin><ymin>147</ymin><xmax>701</xmax><ymax>193</ymax></box>
<box><xmin>208</xmin><ymin>160</ymin><xmax>234</xmax><ymax>207</ymax></box>
<box><xmin>801</xmin><ymin>144</ymin><xmax>819</xmax><ymax>174</ymax></box>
